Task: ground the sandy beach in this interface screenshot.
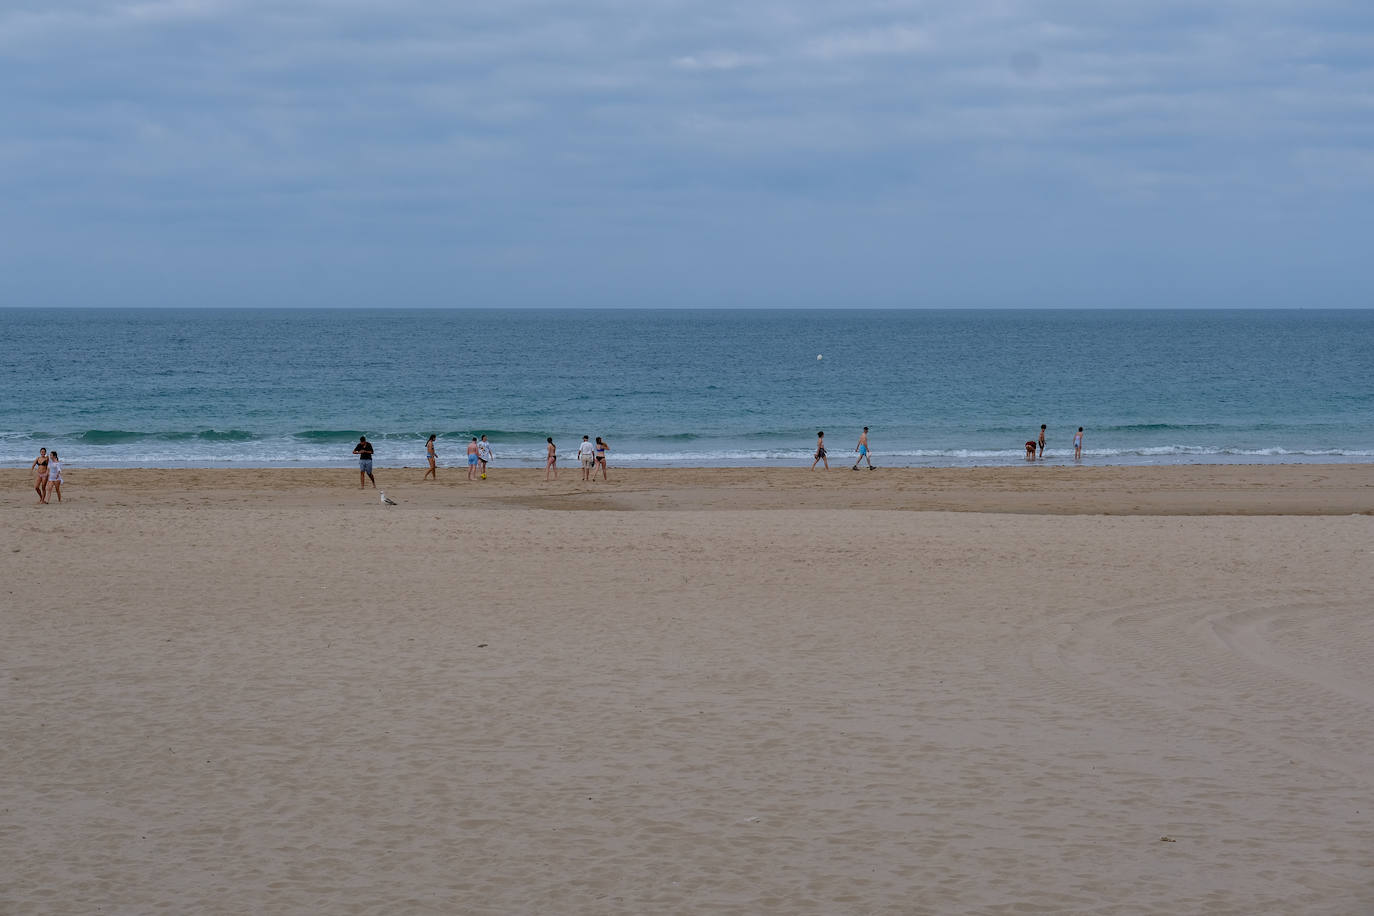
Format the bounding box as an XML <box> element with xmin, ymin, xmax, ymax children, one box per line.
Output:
<box><xmin>4</xmin><ymin>465</ymin><xmax>1372</xmax><ymax>914</ymax></box>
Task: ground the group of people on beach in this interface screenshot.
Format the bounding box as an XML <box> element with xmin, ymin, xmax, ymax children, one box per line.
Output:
<box><xmin>810</xmin><ymin>428</ymin><xmax>877</xmax><ymax>471</ymax></box>
<box><xmin>1024</xmin><ymin>425</ymin><xmax>1085</xmax><ymax>461</ymax></box>
<box><xmin>29</xmin><ymin>447</ymin><xmax>64</xmax><ymax>504</ymax></box>
<box><xmin>346</xmin><ymin>423</ymin><xmax>1085</xmax><ymax>490</ymax></box>
<box><xmin>352</xmin><ymin>433</ymin><xmax>611</xmax><ymax>488</ymax></box>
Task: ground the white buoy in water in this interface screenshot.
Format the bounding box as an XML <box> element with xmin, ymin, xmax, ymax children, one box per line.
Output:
<box><xmin>817</xmin><ymin>354</ymin><xmax>823</xmax><ymax>360</ymax></box>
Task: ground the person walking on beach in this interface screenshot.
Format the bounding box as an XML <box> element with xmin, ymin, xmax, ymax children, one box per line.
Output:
<box><xmin>593</xmin><ymin>436</ymin><xmax>609</xmax><ymax>481</ymax></box>
<box><xmin>1037</xmin><ymin>424</ymin><xmax>1047</xmax><ymax>459</ymax></box>
<box><xmin>852</xmin><ymin>427</ymin><xmax>875</xmax><ymax>470</ymax></box>
<box><xmin>31</xmin><ymin>447</ymin><xmax>49</xmax><ymax>504</ymax></box>
<box><xmin>354</xmin><ymin>436</ymin><xmax>376</xmax><ymax>488</ymax></box>
<box><xmin>578</xmin><ymin>435</ymin><xmax>595</xmax><ymax>481</ymax></box>
<box><xmin>477</xmin><ymin>435</ymin><xmax>493</xmax><ymax>479</ymax></box>
<box><xmin>466</xmin><ymin>437</ymin><xmax>480</xmax><ymax>480</ymax></box>
<box><xmin>46</xmin><ymin>452</ymin><xmax>63</xmax><ymax>503</ymax></box>
<box><xmin>1073</xmin><ymin>427</ymin><xmax>1084</xmax><ymax>461</ymax></box>
<box><xmin>545</xmin><ymin>437</ymin><xmax>559</xmax><ymax>481</ymax></box>
<box><xmin>811</xmin><ymin>432</ymin><xmax>829</xmax><ymax>470</ymax></box>
<box><xmin>423</xmin><ymin>434</ymin><xmax>438</xmax><ymax>481</ymax></box>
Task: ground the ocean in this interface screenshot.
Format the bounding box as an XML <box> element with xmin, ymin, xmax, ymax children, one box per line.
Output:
<box><xmin>3</xmin><ymin>309</ymin><xmax>1371</xmax><ymax>469</ymax></box>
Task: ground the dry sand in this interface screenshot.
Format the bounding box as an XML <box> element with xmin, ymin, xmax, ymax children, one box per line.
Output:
<box><xmin>3</xmin><ymin>466</ymin><xmax>1373</xmax><ymax>914</ymax></box>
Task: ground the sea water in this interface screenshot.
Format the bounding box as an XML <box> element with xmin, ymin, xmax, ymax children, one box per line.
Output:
<box><xmin>3</xmin><ymin>309</ymin><xmax>1371</xmax><ymax>469</ymax></box>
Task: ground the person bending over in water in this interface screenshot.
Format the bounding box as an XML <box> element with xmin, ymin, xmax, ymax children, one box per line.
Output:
<box><xmin>811</xmin><ymin>432</ymin><xmax>828</xmax><ymax>470</ymax></box>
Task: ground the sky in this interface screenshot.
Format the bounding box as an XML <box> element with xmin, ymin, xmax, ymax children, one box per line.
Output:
<box><xmin>2</xmin><ymin>0</ymin><xmax>1372</xmax><ymax>308</ymax></box>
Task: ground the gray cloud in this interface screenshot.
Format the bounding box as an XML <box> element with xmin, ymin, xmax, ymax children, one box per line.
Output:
<box><xmin>2</xmin><ymin>0</ymin><xmax>1371</xmax><ymax>306</ymax></box>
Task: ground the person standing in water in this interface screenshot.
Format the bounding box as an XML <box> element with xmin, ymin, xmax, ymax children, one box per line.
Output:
<box><xmin>1073</xmin><ymin>427</ymin><xmax>1084</xmax><ymax>461</ymax></box>
<box><xmin>1037</xmin><ymin>424</ymin><xmax>1047</xmax><ymax>459</ymax></box>
<box><xmin>353</xmin><ymin>436</ymin><xmax>376</xmax><ymax>488</ymax></box>
<box><xmin>423</xmin><ymin>434</ymin><xmax>438</xmax><ymax>481</ymax></box>
<box><xmin>811</xmin><ymin>432</ymin><xmax>828</xmax><ymax>470</ymax></box>
<box><xmin>852</xmin><ymin>427</ymin><xmax>875</xmax><ymax>470</ymax></box>
<box><xmin>545</xmin><ymin>437</ymin><xmax>559</xmax><ymax>481</ymax></box>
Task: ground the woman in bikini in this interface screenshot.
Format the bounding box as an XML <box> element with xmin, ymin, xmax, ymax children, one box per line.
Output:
<box><xmin>31</xmin><ymin>447</ymin><xmax>49</xmax><ymax>504</ymax></box>
<box><xmin>423</xmin><ymin>434</ymin><xmax>438</xmax><ymax>480</ymax></box>
<box><xmin>594</xmin><ymin>437</ymin><xmax>609</xmax><ymax>481</ymax></box>
<box><xmin>545</xmin><ymin>437</ymin><xmax>559</xmax><ymax>481</ymax></box>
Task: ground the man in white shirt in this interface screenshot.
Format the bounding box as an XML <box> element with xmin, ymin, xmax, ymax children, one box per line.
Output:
<box><xmin>577</xmin><ymin>435</ymin><xmax>595</xmax><ymax>481</ymax></box>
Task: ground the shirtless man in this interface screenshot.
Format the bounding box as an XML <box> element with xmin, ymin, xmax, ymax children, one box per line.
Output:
<box><xmin>810</xmin><ymin>431</ymin><xmax>828</xmax><ymax>470</ymax></box>
<box><xmin>1037</xmin><ymin>424</ymin><xmax>1047</xmax><ymax>459</ymax></box>
<box><xmin>466</xmin><ymin>437</ymin><xmax>480</xmax><ymax>480</ymax></box>
<box><xmin>852</xmin><ymin>427</ymin><xmax>875</xmax><ymax>470</ymax></box>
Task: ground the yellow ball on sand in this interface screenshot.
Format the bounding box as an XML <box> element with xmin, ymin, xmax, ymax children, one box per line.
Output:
<box><xmin>480</xmin><ymin>473</ymin><xmax>486</xmax><ymax>479</ymax></box>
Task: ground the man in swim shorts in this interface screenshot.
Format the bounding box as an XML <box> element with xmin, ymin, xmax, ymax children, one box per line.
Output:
<box><xmin>466</xmin><ymin>437</ymin><xmax>480</xmax><ymax>480</ymax></box>
<box><xmin>1038</xmin><ymin>424</ymin><xmax>1047</xmax><ymax>459</ymax></box>
<box><xmin>354</xmin><ymin>436</ymin><xmax>376</xmax><ymax>488</ymax></box>
<box><xmin>852</xmin><ymin>426</ymin><xmax>875</xmax><ymax>470</ymax></box>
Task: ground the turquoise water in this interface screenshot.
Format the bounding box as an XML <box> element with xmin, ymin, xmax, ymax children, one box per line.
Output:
<box><xmin>3</xmin><ymin>309</ymin><xmax>1371</xmax><ymax>468</ymax></box>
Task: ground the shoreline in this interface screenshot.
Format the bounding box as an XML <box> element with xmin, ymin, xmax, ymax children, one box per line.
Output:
<box><xmin>9</xmin><ymin>463</ymin><xmax>1372</xmax><ymax>515</ymax></box>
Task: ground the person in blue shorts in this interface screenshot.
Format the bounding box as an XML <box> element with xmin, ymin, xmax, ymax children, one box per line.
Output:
<box><xmin>466</xmin><ymin>437</ymin><xmax>480</xmax><ymax>480</ymax></box>
<box><xmin>353</xmin><ymin>435</ymin><xmax>376</xmax><ymax>488</ymax></box>
<box><xmin>852</xmin><ymin>427</ymin><xmax>875</xmax><ymax>470</ymax></box>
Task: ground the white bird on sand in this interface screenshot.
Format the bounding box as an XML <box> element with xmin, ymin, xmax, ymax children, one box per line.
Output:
<box><xmin>380</xmin><ymin>491</ymin><xmax>397</xmax><ymax>506</ymax></box>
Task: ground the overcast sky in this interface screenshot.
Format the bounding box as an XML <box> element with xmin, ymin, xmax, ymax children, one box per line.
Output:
<box><xmin>3</xmin><ymin>0</ymin><xmax>1371</xmax><ymax>307</ymax></box>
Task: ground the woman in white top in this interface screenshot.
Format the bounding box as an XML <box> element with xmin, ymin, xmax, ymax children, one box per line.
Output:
<box><xmin>46</xmin><ymin>451</ymin><xmax>64</xmax><ymax>503</ymax></box>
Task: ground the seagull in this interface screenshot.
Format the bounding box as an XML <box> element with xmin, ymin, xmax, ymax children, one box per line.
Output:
<box><xmin>380</xmin><ymin>491</ymin><xmax>397</xmax><ymax>506</ymax></box>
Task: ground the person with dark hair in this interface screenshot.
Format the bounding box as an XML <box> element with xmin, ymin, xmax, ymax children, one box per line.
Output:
<box><xmin>593</xmin><ymin>437</ymin><xmax>610</xmax><ymax>481</ymax></box>
<box><xmin>46</xmin><ymin>451</ymin><xmax>63</xmax><ymax>502</ymax></box>
<box><xmin>466</xmin><ymin>437</ymin><xmax>480</xmax><ymax>480</ymax></box>
<box><xmin>31</xmin><ymin>447</ymin><xmax>49</xmax><ymax>503</ymax></box>
<box><xmin>852</xmin><ymin>427</ymin><xmax>875</xmax><ymax>470</ymax></box>
<box><xmin>353</xmin><ymin>436</ymin><xmax>376</xmax><ymax>488</ymax></box>
<box><xmin>423</xmin><ymin>434</ymin><xmax>438</xmax><ymax>480</ymax></box>
<box><xmin>811</xmin><ymin>432</ymin><xmax>828</xmax><ymax>470</ymax></box>
<box><xmin>545</xmin><ymin>437</ymin><xmax>559</xmax><ymax>481</ymax></box>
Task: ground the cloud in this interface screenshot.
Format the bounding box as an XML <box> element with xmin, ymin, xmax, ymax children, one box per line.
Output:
<box><xmin>1</xmin><ymin>0</ymin><xmax>1371</xmax><ymax>306</ymax></box>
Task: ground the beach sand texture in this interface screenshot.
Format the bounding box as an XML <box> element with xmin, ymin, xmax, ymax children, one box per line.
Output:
<box><xmin>4</xmin><ymin>467</ymin><xmax>1373</xmax><ymax>914</ymax></box>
